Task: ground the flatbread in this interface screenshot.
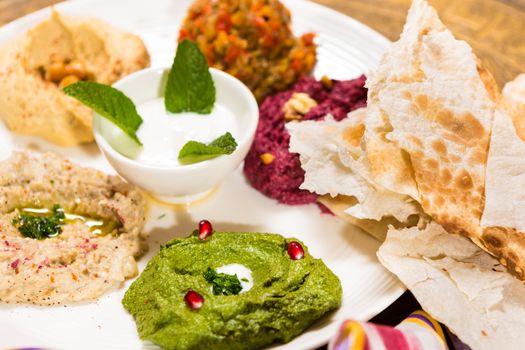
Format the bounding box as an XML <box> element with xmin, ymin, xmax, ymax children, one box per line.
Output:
<box><xmin>318</xmin><ymin>195</ymin><xmax>420</xmax><ymax>241</ymax></box>
<box><xmin>287</xmin><ymin>109</ymin><xmax>421</xmax><ymax>239</ymax></box>
<box><xmin>287</xmin><ymin>110</ymin><xmax>419</xmax><ymax>223</ymax></box>
<box><xmin>362</xmin><ymin>0</ymin><xmax>444</xmax><ymax>201</ymax></box>
<box><xmin>481</xmin><ymin>110</ymin><xmax>525</xmax><ymax>231</ymax></box>
<box><xmin>287</xmin><ymin>111</ymin><xmax>371</xmax><ymax>201</ymax></box>
<box><xmin>378</xmin><ymin>223</ymin><xmax>525</xmax><ymax>350</ymax></box>
<box><xmin>502</xmin><ymin>74</ymin><xmax>525</xmax><ymax>108</ymax></box>
<box><xmin>366</xmin><ymin>0</ymin><xmax>509</xmax><ymax>265</ymax></box>
<box><xmin>478</xmin><ymin>75</ymin><xmax>525</xmax><ymax>278</ymax></box>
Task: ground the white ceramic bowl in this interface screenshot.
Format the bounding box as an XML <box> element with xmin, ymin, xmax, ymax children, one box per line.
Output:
<box><xmin>93</xmin><ymin>67</ymin><xmax>259</xmax><ymax>203</ymax></box>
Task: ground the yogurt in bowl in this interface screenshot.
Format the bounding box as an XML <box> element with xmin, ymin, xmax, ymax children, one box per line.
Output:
<box><xmin>93</xmin><ymin>67</ymin><xmax>259</xmax><ymax>203</ymax></box>
<box><xmin>135</xmin><ymin>99</ymin><xmax>238</xmax><ymax>167</ymax></box>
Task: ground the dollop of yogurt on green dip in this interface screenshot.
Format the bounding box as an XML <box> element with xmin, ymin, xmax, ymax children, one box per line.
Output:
<box><xmin>122</xmin><ymin>232</ymin><xmax>342</xmax><ymax>350</ymax></box>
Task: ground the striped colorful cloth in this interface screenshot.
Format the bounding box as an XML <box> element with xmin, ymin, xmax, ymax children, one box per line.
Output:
<box><xmin>329</xmin><ymin>310</ymin><xmax>448</xmax><ymax>350</ymax></box>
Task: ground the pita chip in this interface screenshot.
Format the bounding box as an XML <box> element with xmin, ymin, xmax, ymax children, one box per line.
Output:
<box><xmin>378</xmin><ymin>223</ymin><xmax>525</xmax><ymax>350</ymax></box>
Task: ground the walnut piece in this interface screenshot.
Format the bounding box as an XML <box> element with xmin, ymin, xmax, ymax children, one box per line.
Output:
<box><xmin>283</xmin><ymin>92</ymin><xmax>318</xmax><ymax>121</ymax></box>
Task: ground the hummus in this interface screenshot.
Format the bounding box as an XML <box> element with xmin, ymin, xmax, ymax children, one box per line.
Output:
<box><xmin>0</xmin><ymin>151</ymin><xmax>146</xmax><ymax>305</ymax></box>
<box><xmin>0</xmin><ymin>11</ymin><xmax>150</xmax><ymax>146</ymax></box>
<box><xmin>123</xmin><ymin>232</ymin><xmax>341</xmax><ymax>350</ymax></box>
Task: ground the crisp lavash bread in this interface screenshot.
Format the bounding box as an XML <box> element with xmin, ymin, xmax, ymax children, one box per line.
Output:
<box><xmin>361</xmin><ymin>0</ymin><xmax>445</xmax><ymax>201</ymax></box>
<box><xmin>287</xmin><ymin>108</ymin><xmax>422</xmax><ymax>241</ymax></box>
<box><xmin>363</xmin><ymin>0</ymin><xmax>525</xmax><ymax>278</ymax></box>
<box><xmin>480</xmin><ymin>75</ymin><xmax>525</xmax><ymax>278</ymax></box>
<box><xmin>317</xmin><ymin>195</ymin><xmax>420</xmax><ymax>241</ymax></box>
<box><xmin>378</xmin><ymin>223</ymin><xmax>525</xmax><ymax>350</ymax></box>
<box><xmin>0</xmin><ymin>11</ymin><xmax>150</xmax><ymax>146</ymax></box>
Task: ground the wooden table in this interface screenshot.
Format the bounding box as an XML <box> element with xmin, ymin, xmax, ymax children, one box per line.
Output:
<box><xmin>0</xmin><ymin>0</ymin><xmax>520</xmax><ymax>348</ymax></box>
<box><xmin>1</xmin><ymin>0</ymin><xmax>524</xmax><ymax>87</ymax></box>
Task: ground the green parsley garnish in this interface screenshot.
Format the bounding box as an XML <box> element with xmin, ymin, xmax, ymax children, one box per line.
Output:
<box><xmin>204</xmin><ymin>267</ymin><xmax>243</xmax><ymax>296</ymax></box>
<box><xmin>178</xmin><ymin>132</ymin><xmax>237</xmax><ymax>165</ymax></box>
<box><xmin>165</xmin><ymin>40</ymin><xmax>215</xmax><ymax>114</ymax></box>
<box><xmin>12</xmin><ymin>204</ymin><xmax>65</xmax><ymax>240</ymax></box>
<box><xmin>63</xmin><ymin>81</ymin><xmax>143</xmax><ymax>146</ymax></box>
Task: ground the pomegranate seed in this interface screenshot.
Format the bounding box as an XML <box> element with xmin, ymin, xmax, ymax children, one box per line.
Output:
<box><xmin>10</xmin><ymin>258</ymin><xmax>20</xmax><ymax>269</ymax></box>
<box><xmin>287</xmin><ymin>241</ymin><xmax>305</xmax><ymax>260</ymax></box>
<box><xmin>198</xmin><ymin>220</ymin><xmax>213</xmax><ymax>240</ymax></box>
<box><xmin>184</xmin><ymin>290</ymin><xmax>204</xmax><ymax>310</ymax></box>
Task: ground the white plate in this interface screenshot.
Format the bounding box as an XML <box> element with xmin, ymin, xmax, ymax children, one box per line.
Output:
<box><xmin>0</xmin><ymin>0</ymin><xmax>404</xmax><ymax>349</ymax></box>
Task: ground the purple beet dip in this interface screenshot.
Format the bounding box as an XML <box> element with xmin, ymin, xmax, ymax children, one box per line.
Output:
<box><xmin>243</xmin><ymin>75</ymin><xmax>367</xmax><ymax>205</ymax></box>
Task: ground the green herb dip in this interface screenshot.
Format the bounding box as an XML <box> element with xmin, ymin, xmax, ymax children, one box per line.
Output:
<box><xmin>122</xmin><ymin>232</ymin><xmax>342</xmax><ymax>350</ymax></box>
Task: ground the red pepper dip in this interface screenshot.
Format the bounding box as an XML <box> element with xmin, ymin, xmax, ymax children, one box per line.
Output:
<box><xmin>243</xmin><ymin>75</ymin><xmax>367</xmax><ymax>205</ymax></box>
<box><xmin>178</xmin><ymin>0</ymin><xmax>316</xmax><ymax>101</ymax></box>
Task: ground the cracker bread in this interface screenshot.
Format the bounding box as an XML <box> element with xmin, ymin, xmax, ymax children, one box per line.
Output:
<box><xmin>287</xmin><ymin>109</ymin><xmax>421</xmax><ymax>239</ymax></box>
<box><xmin>362</xmin><ymin>0</ymin><xmax>525</xmax><ymax>282</ymax></box>
<box><xmin>367</xmin><ymin>0</ymin><xmax>497</xmax><ymax>242</ymax></box>
<box><xmin>480</xmin><ymin>75</ymin><xmax>525</xmax><ymax>278</ymax></box>
<box><xmin>378</xmin><ymin>223</ymin><xmax>525</xmax><ymax>350</ymax></box>
<box><xmin>289</xmin><ymin>0</ymin><xmax>525</xmax><ymax>281</ymax></box>
<box><xmin>318</xmin><ymin>195</ymin><xmax>421</xmax><ymax>241</ymax></box>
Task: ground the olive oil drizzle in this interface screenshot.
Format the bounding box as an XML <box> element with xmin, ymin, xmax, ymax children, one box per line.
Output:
<box><xmin>18</xmin><ymin>206</ymin><xmax>118</xmax><ymax>237</ymax></box>
<box><xmin>12</xmin><ymin>205</ymin><xmax>65</xmax><ymax>239</ymax></box>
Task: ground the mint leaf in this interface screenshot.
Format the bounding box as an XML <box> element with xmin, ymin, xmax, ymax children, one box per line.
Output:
<box><xmin>204</xmin><ymin>267</ymin><xmax>243</xmax><ymax>296</ymax></box>
<box><xmin>12</xmin><ymin>204</ymin><xmax>65</xmax><ymax>240</ymax></box>
<box><xmin>165</xmin><ymin>40</ymin><xmax>215</xmax><ymax>114</ymax></box>
<box><xmin>178</xmin><ymin>132</ymin><xmax>237</xmax><ymax>165</ymax></box>
<box><xmin>63</xmin><ymin>81</ymin><xmax>143</xmax><ymax>145</ymax></box>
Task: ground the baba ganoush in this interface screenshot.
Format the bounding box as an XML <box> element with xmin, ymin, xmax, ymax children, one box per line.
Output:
<box><xmin>0</xmin><ymin>11</ymin><xmax>150</xmax><ymax>146</ymax></box>
<box><xmin>0</xmin><ymin>151</ymin><xmax>146</xmax><ymax>305</ymax></box>
<box><xmin>123</xmin><ymin>231</ymin><xmax>341</xmax><ymax>350</ymax></box>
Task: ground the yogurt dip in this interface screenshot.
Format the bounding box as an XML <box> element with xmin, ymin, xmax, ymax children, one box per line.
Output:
<box><xmin>92</xmin><ymin>67</ymin><xmax>259</xmax><ymax>201</ymax></box>
<box><xmin>135</xmin><ymin>98</ymin><xmax>238</xmax><ymax>167</ymax></box>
